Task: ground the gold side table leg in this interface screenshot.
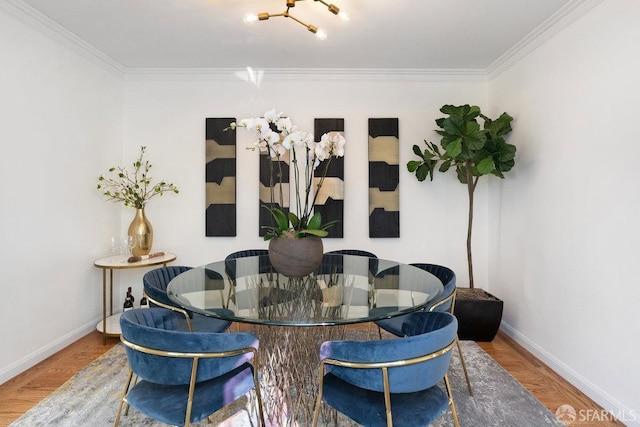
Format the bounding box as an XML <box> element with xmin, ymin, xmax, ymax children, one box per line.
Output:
<box><xmin>109</xmin><ymin>268</ymin><xmax>113</xmax><ymax>316</ymax></box>
<box><xmin>102</xmin><ymin>268</ymin><xmax>107</xmax><ymax>344</ymax></box>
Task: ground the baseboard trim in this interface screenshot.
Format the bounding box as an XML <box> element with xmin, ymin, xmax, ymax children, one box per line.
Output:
<box><xmin>0</xmin><ymin>319</ymin><xmax>98</xmax><ymax>386</ymax></box>
<box><xmin>500</xmin><ymin>321</ymin><xmax>638</xmax><ymax>427</ymax></box>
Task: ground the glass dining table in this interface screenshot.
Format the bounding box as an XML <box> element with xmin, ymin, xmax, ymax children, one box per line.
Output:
<box><xmin>167</xmin><ymin>253</ymin><xmax>443</xmax><ymax>426</ymax></box>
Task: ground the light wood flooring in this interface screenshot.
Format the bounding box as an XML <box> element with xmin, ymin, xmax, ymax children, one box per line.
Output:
<box><xmin>0</xmin><ymin>328</ymin><xmax>623</xmax><ymax>427</ymax></box>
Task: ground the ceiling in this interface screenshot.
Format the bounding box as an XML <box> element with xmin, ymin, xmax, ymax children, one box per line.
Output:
<box><xmin>14</xmin><ymin>0</ymin><xmax>582</xmax><ymax>71</ymax></box>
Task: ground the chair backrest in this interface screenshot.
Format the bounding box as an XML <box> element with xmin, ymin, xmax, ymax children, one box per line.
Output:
<box><xmin>320</xmin><ymin>311</ymin><xmax>457</xmax><ymax>394</ymax></box>
<box><xmin>224</xmin><ymin>249</ymin><xmax>271</xmax><ymax>281</ymax></box>
<box><xmin>143</xmin><ymin>266</ymin><xmax>192</xmax><ymax>308</ymax></box>
<box><xmin>409</xmin><ymin>264</ymin><xmax>456</xmax><ymax>313</ymax></box>
<box><xmin>323</xmin><ymin>249</ymin><xmax>379</xmax><ymax>276</ymax></box>
<box><xmin>120</xmin><ymin>308</ymin><xmax>258</xmax><ymax>386</ymax></box>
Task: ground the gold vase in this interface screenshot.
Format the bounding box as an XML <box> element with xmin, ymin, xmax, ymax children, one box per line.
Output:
<box><xmin>128</xmin><ymin>208</ymin><xmax>153</xmax><ymax>256</ymax></box>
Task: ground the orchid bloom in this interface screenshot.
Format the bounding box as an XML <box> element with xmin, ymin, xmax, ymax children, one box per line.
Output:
<box><xmin>235</xmin><ymin>109</ymin><xmax>346</xmax><ymax>239</ymax></box>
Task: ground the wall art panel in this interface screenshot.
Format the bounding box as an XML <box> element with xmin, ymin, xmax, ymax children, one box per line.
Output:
<box><xmin>314</xmin><ymin>118</ymin><xmax>345</xmax><ymax>238</ymax></box>
<box><xmin>259</xmin><ymin>152</ymin><xmax>290</xmax><ymax>237</ymax></box>
<box><xmin>205</xmin><ymin>118</ymin><xmax>236</xmax><ymax>236</ymax></box>
<box><xmin>368</xmin><ymin>118</ymin><xmax>400</xmax><ymax>238</ymax></box>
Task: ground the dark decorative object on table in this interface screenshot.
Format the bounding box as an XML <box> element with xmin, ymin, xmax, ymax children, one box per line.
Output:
<box><xmin>123</xmin><ymin>287</ymin><xmax>134</xmax><ymax>312</ymax></box>
<box><xmin>408</xmin><ymin>104</ymin><xmax>516</xmax><ymax>341</ymax></box>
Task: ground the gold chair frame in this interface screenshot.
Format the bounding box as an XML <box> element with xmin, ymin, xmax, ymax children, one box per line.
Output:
<box><xmin>143</xmin><ymin>291</ymin><xmax>201</xmax><ymax>333</ymax></box>
<box><xmin>376</xmin><ymin>287</ymin><xmax>473</xmax><ymax>396</ymax></box>
<box><xmin>114</xmin><ymin>337</ymin><xmax>266</xmax><ymax>427</ymax></box>
<box><xmin>312</xmin><ymin>339</ymin><xmax>460</xmax><ymax>427</ymax></box>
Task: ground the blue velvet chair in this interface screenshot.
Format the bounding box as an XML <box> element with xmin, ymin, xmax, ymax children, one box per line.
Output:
<box><xmin>323</xmin><ymin>249</ymin><xmax>379</xmax><ymax>277</ymax></box>
<box><xmin>223</xmin><ymin>249</ymin><xmax>292</xmax><ymax>312</ymax></box>
<box><xmin>224</xmin><ymin>249</ymin><xmax>271</xmax><ymax>283</ymax></box>
<box><xmin>317</xmin><ymin>250</ymin><xmax>378</xmax><ymax>317</ymax></box>
<box><xmin>115</xmin><ymin>308</ymin><xmax>265</xmax><ymax>427</ymax></box>
<box><xmin>374</xmin><ymin>263</ymin><xmax>472</xmax><ymax>395</ymax></box>
<box><xmin>312</xmin><ymin>311</ymin><xmax>460</xmax><ymax>427</ymax></box>
<box><xmin>143</xmin><ymin>266</ymin><xmax>231</xmax><ymax>333</ymax></box>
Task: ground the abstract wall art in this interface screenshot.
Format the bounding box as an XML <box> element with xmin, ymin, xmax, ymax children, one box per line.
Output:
<box><xmin>259</xmin><ymin>152</ymin><xmax>290</xmax><ymax>237</ymax></box>
<box><xmin>205</xmin><ymin>118</ymin><xmax>236</xmax><ymax>236</ymax></box>
<box><xmin>313</xmin><ymin>118</ymin><xmax>345</xmax><ymax>238</ymax></box>
<box><xmin>368</xmin><ymin>118</ymin><xmax>400</xmax><ymax>238</ymax></box>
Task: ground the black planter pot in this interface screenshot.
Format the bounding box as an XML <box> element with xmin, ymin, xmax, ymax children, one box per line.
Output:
<box><xmin>453</xmin><ymin>288</ymin><xmax>503</xmax><ymax>342</ymax></box>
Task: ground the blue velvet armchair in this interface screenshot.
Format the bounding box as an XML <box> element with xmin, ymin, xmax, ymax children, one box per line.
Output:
<box><xmin>312</xmin><ymin>311</ymin><xmax>460</xmax><ymax>427</ymax></box>
<box><xmin>115</xmin><ymin>308</ymin><xmax>265</xmax><ymax>427</ymax></box>
<box><xmin>143</xmin><ymin>266</ymin><xmax>231</xmax><ymax>333</ymax></box>
<box><xmin>374</xmin><ymin>263</ymin><xmax>472</xmax><ymax>395</ymax></box>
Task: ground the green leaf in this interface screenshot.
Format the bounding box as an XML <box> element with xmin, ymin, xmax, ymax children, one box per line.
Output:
<box><xmin>441</xmin><ymin>115</ymin><xmax>465</xmax><ymax>136</ymax></box>
<box><xmin>463</xmin><ymin>121</ymin><xmax>486</xmax><ymax>151</ymax></box>
<box><xmin>288</xmin><ymin>212</ymin><xmax>300</xmax><ymax>228</ymax></box>
<box><xmin>445</xmin><ymin>138</ymin><xmax>462</xmax><ymax>158</ymax></box>
<box><xmin>415</xmin><ymin>164</ymin><xmax>430</xmax><ymax>182</ymax></box>
<box><xmin>412</xmin><ymin>144</ymin><xmax>423</xmax><ymax>157</ymax></box>
<box><xmin>439</xmin><ymin>160</ymin><xmax>451</xmax><ymax>173</ymax></box>
<box><xmin>307</xmin><ymin>212</ymin><xmax>323</xmax><ymax>230</ymax></box>
<box><xmin>266</xmin><ymin>207</ymin><xmax>289</xmax><ymax>230</ymax></box>
<box><xmin>320</xmin><ymin>219</ymin><xmax>339</xmax><ymax>230</ymax></box>
<box><xmin>407</xmin><ymin>160</ymin><xmax>422</xmax><ymax>172</ymax></box>
<box><xmin>476</xmin><ymin>157</ymin><xmax>495</xmax><ymax>175</ymax></box>
<box><xmin>301</xmin><ymin>229</ymin><xmax>328</xmax><ymax>237</ymax></box>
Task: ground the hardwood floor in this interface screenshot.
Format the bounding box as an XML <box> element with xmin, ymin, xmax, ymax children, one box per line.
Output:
<box><xmin>0</xmin><ymin>329</ymin><xmax>623</xmax><ymax>426</ymax></box>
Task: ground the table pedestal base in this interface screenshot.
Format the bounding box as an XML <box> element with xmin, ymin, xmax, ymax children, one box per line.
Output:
<box><xmin>251</xmin><ymin>324</ymin><xmax>346</xmax><ymax>427</ymax></box>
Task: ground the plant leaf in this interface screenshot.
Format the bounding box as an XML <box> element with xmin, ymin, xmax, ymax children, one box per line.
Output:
<box><xmin>407</xmin><ymin>160</ymin><xmax>422</xmax><ymax>172</ymax></box>
<box><xmin>439</xmin><ymin>160</ymin><xmax>451</xmax><ymax>173</ymax></box>
<box><xmin>307</xmin><ymin>212</ymin><xmax>323</xmax><ymax>230</ymax></box>
<box><xmin>301</xmin><ymin>229</ymin><xmax>329</xmax><ymax>237</ymax></box>
<box><xmin>477</xmin><ymin>157</ymin><xmax>495</xmax><ymax>175</ymax></box>
<box><xmin>445</xmin><ymin>138</ymin><xmax>463</xmax><ymax>158</ymax></box>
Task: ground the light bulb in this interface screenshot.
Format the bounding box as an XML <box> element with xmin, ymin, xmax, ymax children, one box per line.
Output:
<box><xmin>316</xmin><ymin>29</ymin><xmax>328</xmax><ymax>40</ymax></box>
<box><xmin>338</xmin><ymin>11</ymin><xmax>349</xmax><ymax>21</ymax></box>
<box><xmin>243</xmin><ymin>13</ymin><xmax>259</xmax><ymax>24</ymax></box>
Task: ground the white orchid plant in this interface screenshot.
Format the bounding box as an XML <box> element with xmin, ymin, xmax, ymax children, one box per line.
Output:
<box><xmin>230</xmin><ymin>109</ymin><xmax>345</xmax><ymax>240</ymax></box>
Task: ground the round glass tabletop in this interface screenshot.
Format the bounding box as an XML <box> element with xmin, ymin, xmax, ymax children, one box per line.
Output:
<box><xmin>167</xmin><ymin>254</ymin><xmax>444</xmax><ymax>326</ymax></box>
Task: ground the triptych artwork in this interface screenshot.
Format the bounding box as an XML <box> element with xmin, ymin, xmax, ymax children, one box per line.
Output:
<box><xmin>313</xmin><ymin>118</ymin><xmax>345</xmax><ymax>238</ymax></box>
<box><xmin>204</xmin><ymin>117</ymin><xmax>399</xmax><ymax>238</ymax></box>
<box><xmin>368</xmin><ymin>118</ymin><xmax>400</xmax><ymax>238</ymax></box>
<box><xmin>205</xmin><ymin>118</ymin><xmax>236</xmax><ymax>237</ymax></box>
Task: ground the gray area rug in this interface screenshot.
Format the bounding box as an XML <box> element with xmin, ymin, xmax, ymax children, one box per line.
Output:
<box><xmin>11</xmin><ymin>333</ymin><xmax>564</xmax><ymax>427</ymax></box>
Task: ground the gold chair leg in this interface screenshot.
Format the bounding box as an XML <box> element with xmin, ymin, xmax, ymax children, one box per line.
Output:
<box><xmin>444</xmin><ymin>373</ymin><xmax>460</xmax><ymax>427</ymax></box>
<box><xmin>312</xmin><ymin>365</ymin><xmax>326</xmax><ymax>427</ymax></box>
<box><xmin>114</xmin><ymin>369</ymin><xmax>134</xmax><ymax>427</ymax></box>
<box><xmin>253</xmin><ymin>376</ymin><xmax>266</xmax><ymax>427</ymax></box>
<box><xmin>456</xmin><ymin>336</ymin><xmax>473</xmax><ymax>396</ymax></box>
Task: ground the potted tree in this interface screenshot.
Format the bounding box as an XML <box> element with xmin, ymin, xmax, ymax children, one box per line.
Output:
<box><xmin>408</xmin><ymin>104</ymin><xmax>515</xmax><ymax>341</ymax></box>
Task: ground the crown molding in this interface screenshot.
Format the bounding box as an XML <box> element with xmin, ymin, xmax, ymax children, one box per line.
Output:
<box><xmin>123</xmin><ymin>67</ymin><xmax>488</xmax><ymax>83</ymax></box>
<box><xmin>486</xmin><ymin>0</ymin><xmax>604</xmax><ymax>80</ymax></box>
<box><xmin>0</xmin><ymin>0</ymin><xmax>125</xmax><ymax>78</ymax></box>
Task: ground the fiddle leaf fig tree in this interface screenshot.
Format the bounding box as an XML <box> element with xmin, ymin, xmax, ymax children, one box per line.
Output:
<box><xmin>408</xmin><ymin>104</ymin><xmax>515</xmax><ymax>289</ymax></box>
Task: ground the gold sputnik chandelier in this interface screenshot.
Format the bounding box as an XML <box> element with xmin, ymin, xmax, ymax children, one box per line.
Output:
<box><xmin>243</xmin><ymin>0</ymin><xmax>349</xmax><ymax>40</ymax></box>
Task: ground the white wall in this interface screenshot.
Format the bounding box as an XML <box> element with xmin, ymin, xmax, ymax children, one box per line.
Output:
<box><xmin>0</xmin><ymin>10</ymin><xmax>123</xmax><ymax>380</ymax></box>
<box><xmin>119</xmin><ymin>77</ymin><xmax>489</xmax><ymax>300</ymax></box>
<box><xmin>488</xmin><ymin>0</ymin><xmax>640</xmax><ymax>423</ymax></box>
